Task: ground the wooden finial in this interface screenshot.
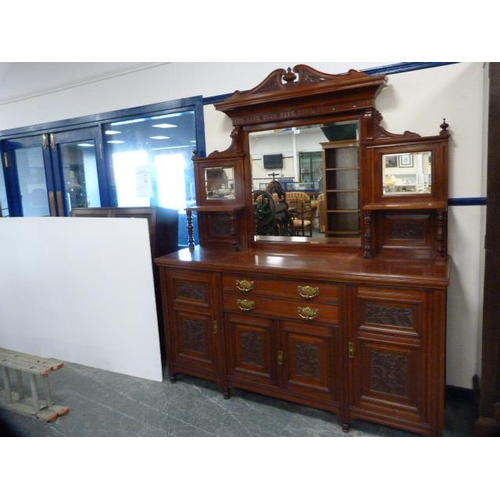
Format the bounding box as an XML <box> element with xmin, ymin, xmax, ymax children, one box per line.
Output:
<box><xmin>440</xmin><ymin>119</ymin><xmax>449</xmax><ymax>135</ymax></box>
<box><xmin>283</xmin><ymin>67</ymin><xmax>297</xmax><ymax>86</ymax></box>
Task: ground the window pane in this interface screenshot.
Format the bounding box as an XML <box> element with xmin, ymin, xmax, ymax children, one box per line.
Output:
<box><xmin>0</xmin><ymin>167</ymin><xmax>8</xmax><ymax>217</ymax></box>
<box><xmin>15</xmin><ymin>147</ymin><xmax>50</xmax><ymax>217</ymax></box>
<box><xmin>104</xmin><ymin>110</ymin><xmax>197</xmax><ymax>246</ymax></box>
<box><xmin>60</xmin><ymin>140</ymin><xmax>101</xmax><ymax>211</ymax></box>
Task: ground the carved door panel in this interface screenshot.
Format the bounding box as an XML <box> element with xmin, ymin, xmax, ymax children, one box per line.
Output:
<box><xmin>165</xmin><ymin>269</ymin><xmax>223</xmax><ymax>382</ymax></box>
<box><xmin>348</xmin><ymin>286</ymin><xmax>431</xmax><ymax>433</ymax></box>
<box><xmin>170</xmin><ymin>309</ymin><xmax>219</xmax><ymax>376</ymax></box>
<box><xmin>280</xmin><ymin>321</ymin><xmax>340</xmax><ymax>406</ymax></box>
<box><xmin>225</xmin><ymin>313</ymin><xmax>278</xmax><ymax>388</ymax></box>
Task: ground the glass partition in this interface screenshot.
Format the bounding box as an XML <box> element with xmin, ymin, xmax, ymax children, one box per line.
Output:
<box><xmin>104</xmin><ymin>110</ymin><xmax>197</xmax><ymax>246</ymax></box>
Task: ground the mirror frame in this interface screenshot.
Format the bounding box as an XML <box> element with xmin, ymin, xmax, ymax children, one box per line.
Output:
<box><xmin>213</xmin><ymin>65</ymin><xmax>387</xmax><ymax>250</ymax></box>
<box><xmin>363</xmin><ymin>123</ymin><xmax>450</xmax><ymax>210</ymax></box>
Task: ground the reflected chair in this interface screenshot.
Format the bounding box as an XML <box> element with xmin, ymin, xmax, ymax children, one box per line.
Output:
<box><xmin>286</xmin><ymin>191</ymin><xmax>314</xmax><ymax>237</ymax></box>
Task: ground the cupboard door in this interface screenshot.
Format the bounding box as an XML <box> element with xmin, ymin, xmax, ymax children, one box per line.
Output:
<box><xmin>225</xmin><ymin>313</ymin><xmax>278</xmax><ymax>389</ymax></box>
<box><xmin>281</xmin><ymin>321</ymin><xmax>341</xmax><ymax>409</ymax></box>
<box><xmin>348</xmin><ymin>286</ymin><xmax>433</xmax><ymax>434</ymax></box>
<box><xmin>165</xmin><ymin>269</ymin><xmax>222</xmax><ymax>382</ymax></box>
<box><xmin>170</xmin><ymin>309</ymin><xmax>219</xmax><ymax>376</ymax></box>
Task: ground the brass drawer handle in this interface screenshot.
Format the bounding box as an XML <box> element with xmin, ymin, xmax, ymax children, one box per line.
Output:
<box><xmin>236</xmin><ymin>280</ymin><xmax>254</xmax><ymax>293</ymax></box>
<box><xmin>297</xmin><ymin>285</ymin><xmax>319</xmax><ymax>299</ymax></box>
<box><xmin>237</xmin><ymin>299</ymin><xmax>255</xmax><ymax>312</ymax></box>
<box><xmin>298</xmin><ymin>306</ymin><xmax>319</xmax><ymax>321</ymax></box>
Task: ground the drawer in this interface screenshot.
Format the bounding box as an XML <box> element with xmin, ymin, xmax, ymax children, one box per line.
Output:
<box><xmin>169</xmin><ymin>269</ymin><xmax>215</xmax><ymax>309</ymax></box>
<box><xmin>222</xmin><ymin>274</ymin><xmax>339</xmax><ymax>304</ymax></box>
<box><xmin>223</xmin><ymin>293</ymin><xmax>339</xmax><ymax>325</ymax></box>
<box><xmin>356</xmin><ymin>286</ymin><xmax>425</xmax><ymax>335</ymax></box>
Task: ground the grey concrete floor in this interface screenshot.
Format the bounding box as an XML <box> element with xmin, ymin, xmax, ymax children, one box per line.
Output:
<box><xmin>0</xmin><ymin>361</ymin><xmax>477</xmax><ymax>437</ymax></box>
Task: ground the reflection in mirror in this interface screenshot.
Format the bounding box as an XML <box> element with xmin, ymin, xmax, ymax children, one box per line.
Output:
<box><xmin>249</xmin><ymin>121</ymin><xmax>360</xmax><ymax>241</ymax></box>
<box><xmin>382</xmin><ymin>152</ymin><xmax>432</xmax><ymax>195</ymax></box>
<box><xmin>205</xmin><ymin>166</ymin><xmax>235</xmax><ymax>199</ymax></box>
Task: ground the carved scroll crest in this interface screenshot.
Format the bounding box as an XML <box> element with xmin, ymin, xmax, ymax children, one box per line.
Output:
<box><xmin>232</xmin><ymin>65</ymin><xmax>380</xmax><ymax>98</ymax></box>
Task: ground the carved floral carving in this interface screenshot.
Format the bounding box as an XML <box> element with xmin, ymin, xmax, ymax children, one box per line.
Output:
<box><xmin>241</xmin><ymin>331</ymin><xmax>263</xmax><ymax>366</ymax></box>
<box><xmin>365</xmin><ymin>302</ymin><xmax>414</xmax><ymax>328</ymax></box>
<box><xmin>178</xmin><ymin>282</ymin><xmax>208</xmax><ymax>302</ymax></box>
<box><xmin>370</xmin><ymin>351</ymin><xmax>409</xmax><ymax>397</ymax></box>
<box><xmin>182</xmin><ymin>318</ymin><xmax>207</xmax><ymax>353</ymax></box>
<box><xmin>391</xmin><ymin>221</ymin><xmax>425</xmax><ymax>240</ymax></box>
<box><xmin>295</xmin><ymin>342</ymin><xmax>320</xmax><ymax>379</ymax></box>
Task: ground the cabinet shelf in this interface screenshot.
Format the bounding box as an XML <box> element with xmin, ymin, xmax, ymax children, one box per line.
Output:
<box><xmin>323</xmin><ymin>140</ymin><xmax>360</xmax><ymax>236</ymax></box>
<box><xmin>326</xmin><ymin>188</ymin><xmax>360</xmax><ymax>193</ymax></box>
<box><xmin>325</xmin><ymin>166</ymin><xmax>359</xmax><ymax>171</ymax></box>
<box><xmin>327</xmin><ymin>209</ymin><xmax>360</xmax><ymax>213</ymax></box>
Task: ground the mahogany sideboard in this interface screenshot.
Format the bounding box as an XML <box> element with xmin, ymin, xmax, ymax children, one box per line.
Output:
<box><xmin>155</xmin><ymin>64</ymin><xmax>451</xmax><ymax>436</ymax></box>
<box><xmin>156</xmin><ymin>246</ymin><xmax>449</xmax><ymax>436</ymax></box>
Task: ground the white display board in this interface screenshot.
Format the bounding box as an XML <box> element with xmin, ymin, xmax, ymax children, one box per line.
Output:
<box><xmin>0</xmin><ymin>217</ymin><xmax>163</xmax><ymax>381</ymax></box>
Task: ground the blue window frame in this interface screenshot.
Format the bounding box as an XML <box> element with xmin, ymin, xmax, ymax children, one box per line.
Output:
<box><xmin>0</xmin><ymin>96</ymin><xmax>205</xmax><ymax>246</ymax></box>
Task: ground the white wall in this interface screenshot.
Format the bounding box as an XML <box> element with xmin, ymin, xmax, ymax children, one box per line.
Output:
<box><xmin>0</xmin><ymin>62</ymin><xmax>487</xmax><ymax>389</ymax></box>
<box><xmin>0</xmin><ymin>217</ymin><xmax>163</xmax><ymax>381</ymax></box>
<box><xmin>0</xmin><ymin>62</ymin><xmax>392</xmax><ymax>130</ymax></box>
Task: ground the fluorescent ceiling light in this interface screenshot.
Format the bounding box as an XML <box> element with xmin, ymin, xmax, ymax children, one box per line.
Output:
<box><xmin>151</xmin><ymin>113</ymin><xmax>184</xmax><ymax>120</ymax></box>
<box><xmin>150</xmin><ymin>136</ymin><xmax>170</xmax><ymax>140</ymax></box>
<box><xmin>107</xmin><ymin>140</ymin><xmax>125</xmax><ymax>144</ymax></box>
<box><xmin>105</xmin><ymin>130</ymin><xmax>121</xmax><ymax>135</ymax></box>
<box><xmin>152</xmin><ymin>144</ymin><xmax>192</xmax><ymax>151</ymax></box>
<box><xmin>152</xmin><ymin>123</ymin><xmax>177</xmax><ymax>129</ymax></box>
<box><xmin>110</xmin><ymin>118</ymin><xmax>146</xmax><ymax>126</ymax></box>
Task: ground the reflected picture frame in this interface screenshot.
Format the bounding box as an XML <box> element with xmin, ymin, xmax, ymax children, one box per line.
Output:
<box><xmin>398</xmin><ymin>154</ymin><xmax>413</xmax><ymax>168</ymax></box>
<box><xmin>384</xmin><ymin>155</ymin><xmax>398</xmax><ymax>168</ymax></box>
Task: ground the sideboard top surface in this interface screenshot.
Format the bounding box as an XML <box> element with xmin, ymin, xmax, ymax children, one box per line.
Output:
<box><xmin>155</xmin><ymin>247</ymin><xmax>450</xmax><ymax>289</ymax></box>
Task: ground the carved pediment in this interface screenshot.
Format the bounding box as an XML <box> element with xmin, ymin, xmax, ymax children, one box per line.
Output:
<box><xmin>216</xmin><ymin>64</ymin><xmax>387</xmax><ymax>125</ymax></box>
<box><xmin>231</xmin><ymin>65</ymin><xmax>376</xmax><ymax>96</ymax></box>
<box><xmin>372</xmin><ymin>110</ymin><xmax>421</xmax><ymax>140</ymax></box>
<box><xmin>372</xmin><ymin>111</ymin><xmax>451</xmax><ymax>143</ymax></box>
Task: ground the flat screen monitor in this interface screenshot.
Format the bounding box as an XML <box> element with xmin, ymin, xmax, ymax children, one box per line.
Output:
<box><xmin>263</xmin><ymin>153</ymin><xmax>283</xmax><ymax>169</ymax></box>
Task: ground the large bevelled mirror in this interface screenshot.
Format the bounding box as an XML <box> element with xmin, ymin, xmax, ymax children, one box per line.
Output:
<box><xmin>249</xmin><ymin>120</ymin><xmax>360</xmax><ymax>241</ymax></box>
